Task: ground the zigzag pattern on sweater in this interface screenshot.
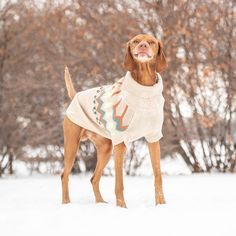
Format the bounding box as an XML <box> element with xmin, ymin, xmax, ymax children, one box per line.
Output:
<box><xmin>92</xmin><ymin>78</ymin><xmax>129</xmax><ymax>134</ymax></box>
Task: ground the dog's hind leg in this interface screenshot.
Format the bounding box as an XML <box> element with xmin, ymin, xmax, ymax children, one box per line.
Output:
<box><xmin>61</xmin><ymin>116</ymin><xmax>82</xmax><ymax>204</ymax></box>
<box><xmin>90</xmin><ymin>136</ymin><xmax>112</xmax><ymax>203</ymax></box>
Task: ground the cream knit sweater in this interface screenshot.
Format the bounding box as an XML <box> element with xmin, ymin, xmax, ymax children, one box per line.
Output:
<box><xmin>66</xmin><ymin>71</ymin><xmax>164</xmax><ymax>146</ymax></box>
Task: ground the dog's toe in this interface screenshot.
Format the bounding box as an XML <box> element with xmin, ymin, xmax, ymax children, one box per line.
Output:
<box><xmin>62</xmin><ymin>199</ymin><xmax>71</xmax><ymax>204</ymax></box>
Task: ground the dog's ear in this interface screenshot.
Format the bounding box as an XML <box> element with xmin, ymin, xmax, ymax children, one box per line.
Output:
<box><xmin>156</xmin><ymin>42</ymin><xmax>167</xmax><ymax>73</ymax></box>
<box><xmin>124</xmin><ymin>42</ymin><xmax>136</xmax><ymax>71</ymax></box>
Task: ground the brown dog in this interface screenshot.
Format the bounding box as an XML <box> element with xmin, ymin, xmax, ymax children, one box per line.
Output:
<box><xmin>61</xmin><ymin>34</ymin><xmax>167</xmax><ymax>208</ymax></box>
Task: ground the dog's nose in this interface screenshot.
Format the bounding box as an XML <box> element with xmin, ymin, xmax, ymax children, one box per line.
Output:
<box><xmin>138</xmin><ymin>41</ymin><xmax>149</xmax><ymax>49</ymax></box>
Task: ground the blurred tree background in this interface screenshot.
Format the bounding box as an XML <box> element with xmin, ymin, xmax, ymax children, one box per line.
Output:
<box><xmin>0</xmin><ymin>0</ymin><xmax>235</xmax><ymax>177</ymax></box>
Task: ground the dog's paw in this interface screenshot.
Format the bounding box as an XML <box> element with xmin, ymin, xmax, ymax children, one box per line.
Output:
<box><xmin>116</xmin><ymin>199</ymin><xmax>127</xmax><ymax>208</ymax></box>
<box><xmin>96</xmin><ymin>198</ymin><xmax>108</xmax><ymax>204</ymax></box>
<box><xmin>62</xmin><ymin>199</ymin><xmax>71</xmax><ymax>204</ymax></box>
<box><xmin>156</xmin><ymin>195</ymin><xmax>166</xmax><ymax>205</ymax></box>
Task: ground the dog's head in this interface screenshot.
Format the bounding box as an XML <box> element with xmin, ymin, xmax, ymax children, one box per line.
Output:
<box><xmin>124</xmin><ymin>34</ymin><xmax>167</xmax><ymax>73</ymax></box>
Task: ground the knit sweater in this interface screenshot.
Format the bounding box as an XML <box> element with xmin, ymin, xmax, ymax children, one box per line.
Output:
<box><xmin>66</xmin><ymin>71</ymin><xmax>164</xmax><ymax>146</ymax></box>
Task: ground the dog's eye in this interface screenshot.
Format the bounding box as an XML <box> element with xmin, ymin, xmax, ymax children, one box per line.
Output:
<box><xmin>133</xmin><ymin>40</ymin><xmax>140</xmax><ymax>44</ymax></box>
<box><xmin>148</xmin><ymin>41</ymin><xmax>155</xmax><ymax>45</ymax></box>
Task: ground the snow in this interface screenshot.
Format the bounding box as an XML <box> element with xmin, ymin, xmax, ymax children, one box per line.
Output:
<box><xmin>0</xmin><ymin>174</ymin><xmax>236</xmax><ymax>236</ymax></box>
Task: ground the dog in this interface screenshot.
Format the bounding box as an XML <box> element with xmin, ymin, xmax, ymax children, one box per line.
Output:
<box><xmin>61</xmin><ymin>34</ymin><xmax>167</xmax><ymax>208</ymax></box>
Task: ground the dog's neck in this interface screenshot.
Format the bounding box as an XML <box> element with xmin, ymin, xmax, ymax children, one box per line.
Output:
<box><xmin>131</xmin><ymin>63</ymin><xmax>157</xmax><ymax>86</ymax></box>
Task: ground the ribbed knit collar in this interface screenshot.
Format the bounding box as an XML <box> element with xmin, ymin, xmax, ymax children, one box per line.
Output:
<box><xmin>122</xmin><ymin>71</ymin><xmax>163</xmax><ymax>98</ymax></box>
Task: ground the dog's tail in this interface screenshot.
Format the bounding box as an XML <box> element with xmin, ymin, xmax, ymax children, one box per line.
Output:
<box><xmin>64</xmin><ymin>66</ymin><xmax>76</xmax><ymax>100</ymax></box>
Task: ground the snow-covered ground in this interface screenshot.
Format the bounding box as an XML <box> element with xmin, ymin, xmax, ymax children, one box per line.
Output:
<box><xmin>0</xmin><ymin>174</ymin><xmax>236</xmax><ymax>236</ymax></box>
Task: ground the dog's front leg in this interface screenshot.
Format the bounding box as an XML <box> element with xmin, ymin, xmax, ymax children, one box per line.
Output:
<box><xmin>148</xmin><ymin>141</ymin><xmax>166</xmax><ymax>205</ymax></box>
<box><xmin>114</xmin><ymin>142</ymin><xmax>127</xmax><ymax>208</ymax></box>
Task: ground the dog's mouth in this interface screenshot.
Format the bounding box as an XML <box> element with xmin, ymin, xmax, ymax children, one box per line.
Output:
<box><xmin>133</xmin><ymin>52</ymin><xmax>153</xmax><ymax>62</ymax></box>
<box><xmin>134</xmin><ymin>52</ymin><xmax>152</xmax><ymax>57</ymax></box>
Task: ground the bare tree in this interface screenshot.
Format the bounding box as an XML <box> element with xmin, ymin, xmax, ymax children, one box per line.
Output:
<box><xmin>0</xmin><ymin>0</ymin><xmax>235</xmax><ymax>176</ymax></box>
<box><xmin>140</xmin><ymin>0</ymin><xmax>236</xmax><ymax>172</ymax></box>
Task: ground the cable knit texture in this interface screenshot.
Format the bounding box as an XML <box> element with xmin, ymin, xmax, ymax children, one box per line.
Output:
<box><xmin>66</xmin><ymin>71</ymin><xmax>164</xmax><ymax>146</ymax></box>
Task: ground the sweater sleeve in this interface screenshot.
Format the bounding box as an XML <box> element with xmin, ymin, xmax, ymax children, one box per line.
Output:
<box><xmin>145</xmin><ymin>131</ymin><xmax>163</xmax><ymax>143</ymax></box>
